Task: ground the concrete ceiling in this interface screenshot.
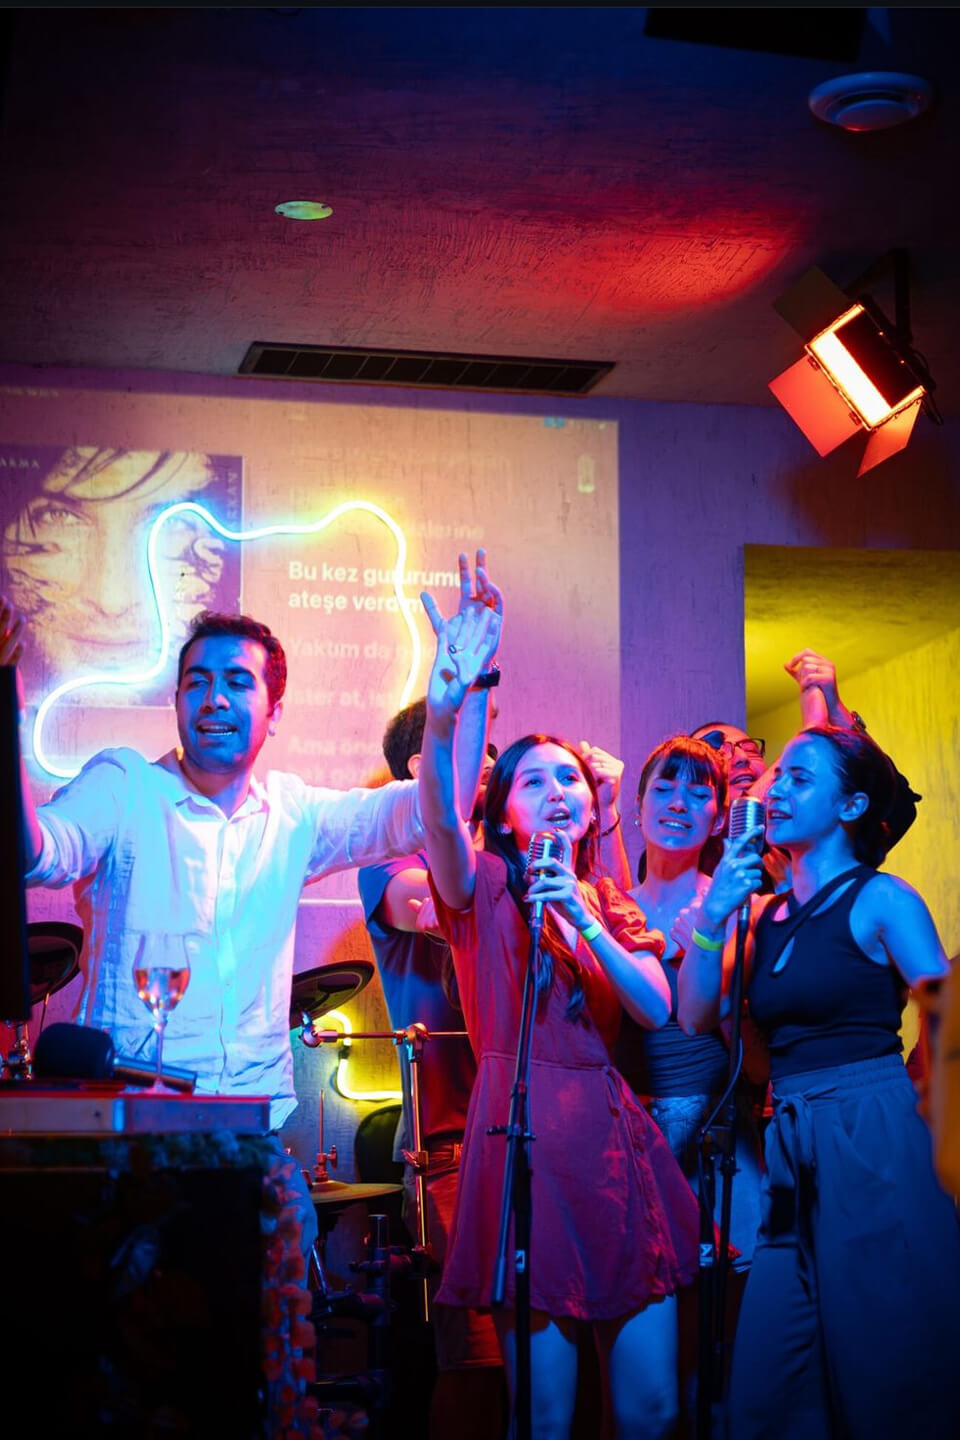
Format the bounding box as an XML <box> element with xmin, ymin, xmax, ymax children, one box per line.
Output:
<box><xmin>1</xmin><ymin>8</ymin><xmax>959</xmax><ymax>410</ymax></box>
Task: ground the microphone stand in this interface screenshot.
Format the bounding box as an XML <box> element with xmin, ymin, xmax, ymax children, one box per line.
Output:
<box><xmin>695</xmin><ymin>900</ymin><xmax>749</xmax><ymax>1440</ymax></box>
<box><xmin>489</xmin><ymin>916</ymin><xmax>542</xmax><ymax>1440</ymax></box>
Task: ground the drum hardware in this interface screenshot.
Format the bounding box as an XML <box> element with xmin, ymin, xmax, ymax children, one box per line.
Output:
<box><xmin>299</xmin><ymin>1019</ymin><xmax>469</xmax><ymax>1436</ymax></box>
<box><xmin>342</xmin><ymin>1212</ymin><xmax>413</xmax><ymax>1436</ymax></box>
<box><xmin>303</xmin><ymin>1086</ymin><xmax>343</xmax><ymax>1191</ymax></box>
<box><xmin>289</xmin><ymin>961</ymin><xmax>374</xmax><ymax>1032</ymax></box>
<box><xmin>2</xmin><ymin>1024</ymin><xmax>32</xmax><ymax>1082</ymax></box>
<box><xmin>2</xmin><ymin>922</ymin><xmax>85</xmax><ymax>1083</ymax></box>
<box><xmin>311</xmin><ymin>1181</ymin><xmax>403</xmax><ymax>1208</ymax></box>
<box><xmin>306</xmin><ymin>1203</ymin><xmax>407</xmax><ymax>1440</ymax></box>
<box><xmin>305</xmin><ymin>1020</ymin><xmax>468</xmax><ymax>1323</ymax></box>
<box><xmin>307</xmin><ymin>1183</ymin><xmax>401</xmax><ymax>1364</ymax></box>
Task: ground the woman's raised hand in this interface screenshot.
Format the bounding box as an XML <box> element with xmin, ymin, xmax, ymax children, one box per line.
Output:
<box><xmin>576</xmin><ymin>740</ymin><xmax>623</xmax><ymax>813</ymax></box>
<box><xmin>421</xmin><ymin>550</ymin><xmax>502</xmax><ymax>723</ymax></box>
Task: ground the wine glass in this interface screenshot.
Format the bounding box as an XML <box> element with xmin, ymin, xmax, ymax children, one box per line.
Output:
<box><xmin>132</xmin><ymin>933</ymin><xmax>193</xmax><ymax>1093</ymax></box>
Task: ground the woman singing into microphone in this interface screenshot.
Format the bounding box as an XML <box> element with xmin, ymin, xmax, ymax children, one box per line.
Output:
<box><xmin>678</xmin><ymin>725</ymin><xmax>960</xmax><ymax>1439</ymax></box>
<box><xmin>616</xmin><ymin>735</ymin><xmax>764</xmax><ymax>1267</ymax></box>
<box><xmin>418</xmin><ymin>599</ymin><xmax>699</xmax><ymax>1439</ymax></box>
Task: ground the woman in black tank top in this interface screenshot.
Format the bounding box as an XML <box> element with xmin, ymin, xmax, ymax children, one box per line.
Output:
<box><xmin>677</xmin><ymin>724</ymin><xmax>959</xmax><ymax>1440</ymax></box>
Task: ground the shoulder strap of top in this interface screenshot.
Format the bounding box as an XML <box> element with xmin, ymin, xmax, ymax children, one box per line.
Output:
<box><xmin>783</xmin><ymin>863</ymin><xmax>875</xmax><ymax>919</ymax></box>
<box><xmin>766</xmin><ymin>864</ymin><xmax>874</xmax><ymax>975</ymax></box>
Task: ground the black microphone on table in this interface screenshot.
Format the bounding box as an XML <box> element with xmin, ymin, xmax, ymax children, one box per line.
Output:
<box><xmin>33</xmin><ymin>1022</ymin><xmax>196</xmax><ymax>1092</ymax></box>
<box><xmin>525</xmin><ymin>830</ymin><xmax>560</xmax><ymax>936</ymax></box>
<box><xmin>728</xmin><ymin>795</ymin><xmax>766</xmax><ymax>928</ymax></box>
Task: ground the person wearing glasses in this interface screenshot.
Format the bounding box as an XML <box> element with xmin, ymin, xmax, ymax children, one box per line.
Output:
<box><xmin>690</xmin><ymin>724</ymin><xmax>767</xmax><ymax>801</ymax></box>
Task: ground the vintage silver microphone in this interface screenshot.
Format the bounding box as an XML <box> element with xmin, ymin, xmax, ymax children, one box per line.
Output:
<box><xmin>525</xmin><ymin>830</ymin><xmax>560</xmax><ymax>935</ymax></box>
<box><xmin>728</xmin><ymin>795</ymin><xmax>766</xmax><ymax>926</ymax></box>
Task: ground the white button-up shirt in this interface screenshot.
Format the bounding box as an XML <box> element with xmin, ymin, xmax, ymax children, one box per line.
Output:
<box><xmin>27</xmin><ymin>746</ymin><xmax>424</xmax><ymax>1128</ymax></box>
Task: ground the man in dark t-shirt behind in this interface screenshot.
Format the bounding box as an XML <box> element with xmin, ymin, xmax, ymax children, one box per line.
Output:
<box><xmin>358</xmin><ymin>697</ymin><xmax>505</xmax><ymax>1440</ymax></box>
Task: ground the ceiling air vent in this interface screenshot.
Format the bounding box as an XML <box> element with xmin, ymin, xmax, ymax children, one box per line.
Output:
<box><xmin>238</xmin><ymin>343</ymin><xmax>614</xmax><ymax>396</ymax></box>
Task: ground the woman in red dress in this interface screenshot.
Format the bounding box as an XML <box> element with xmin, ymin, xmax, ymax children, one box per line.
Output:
<box><xmin>418</xmin><ymin>600</ymin><xmax>699</xmax><ymax>1439</ymax></box>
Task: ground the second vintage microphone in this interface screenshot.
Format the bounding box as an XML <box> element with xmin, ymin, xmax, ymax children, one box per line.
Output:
<box><xmin>728</xmin><ymin>794</ymin><xmax>766</xmax><ymax>925</ymax></box>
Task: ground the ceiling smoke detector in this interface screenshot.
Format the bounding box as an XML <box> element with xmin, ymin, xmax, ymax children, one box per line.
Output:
<box><xmin>808</xmin><ymin>72</ymin><xmax>933</xmax><ymax>132</ymax></box>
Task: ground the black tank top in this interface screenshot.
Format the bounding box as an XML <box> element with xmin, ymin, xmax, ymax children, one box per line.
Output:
<box><xmin>748</xmin><ymin>865</ymin><xmax>906</xmax><ymax>1082</ymax></box>
<box><xmin>616</xmin><ymin>953</ymin><xmax>729</xmax><ymax>1097</ymax></box>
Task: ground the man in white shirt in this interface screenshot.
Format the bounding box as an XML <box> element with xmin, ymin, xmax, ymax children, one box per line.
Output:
<box><xmin>0</xmin><ymin>555</ymin><xmax>502</xmax><ymax>1252</ymax></box>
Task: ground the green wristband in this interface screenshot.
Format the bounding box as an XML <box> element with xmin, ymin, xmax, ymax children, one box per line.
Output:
<box><xmin>691</xmin><ymin>927</ymin><xmax>724</xmax><ymax>952</ymax></box>
<box><xmin>578</xmin><ymin>919</ymin><xmax>603</xmax><ymax>944</ymax></box>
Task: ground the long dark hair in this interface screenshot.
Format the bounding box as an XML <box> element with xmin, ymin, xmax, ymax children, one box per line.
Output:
<box><xmin>635</xmin><ymin>735</ymin><xmax>727</xmax><ymax>883</ymax></box>
<box><xmin>799</xmin><ymin>725</ymin><xmax>899</xmax><ymax>867</ymax></box>
<box><xmin>482</xmin><ymin>734</ymin><xmax>601</xmax><ymax>1021</ymax></box>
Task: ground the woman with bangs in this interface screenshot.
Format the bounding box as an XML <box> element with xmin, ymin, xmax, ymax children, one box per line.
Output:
<box><xmin>678</xmin><ymin>724</ymin><xmax>960</xmax><ymax>1438</ymax></box>
<box><xmin>616</xmin><ymin>735</ymin><xmax>765</xmax><ymax>1270</ymax></box>
<box><xmin>418</xmin><ymin>603</ymin><xmax>700</xmax><ymax>1439</ymax></box>
<box><xmin>615</xmin><ymin>736</ymin><xmax>766</xmax><ymax>1435</ymax></box>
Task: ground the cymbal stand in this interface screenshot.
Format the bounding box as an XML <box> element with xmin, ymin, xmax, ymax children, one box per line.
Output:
<box><xmin>307</xmin><ymin>1021</ymin><xmax>468</xmax><ymax>1324</ymax></box>
<box><xmin>398</xmin><ymin>1022</ymin><xmax>431</xmax><ymax>1322</ymax></box>
<box><xmin>300</xmin><ymin>1021</ymin><xmax>468</xmax><ymax>1436</ymax></box>
<box><xmin>348</xmin><ymin>1212</ymin><xmax>413</xmax><ymax>1439</ymax></box>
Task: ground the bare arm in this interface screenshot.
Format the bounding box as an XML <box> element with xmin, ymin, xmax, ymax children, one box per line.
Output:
<box><xmin>380</xmin><ymin>865</ymin><xmax>442</xmax><ymax>936</ymax></box>
<box><xmin>526</xmin><ymin>836</ymin><xmax>672</xmax><ymax>1028</ymax></box>
<box><xmin>0</xmin><ymin>596</ymin><xmax>43</xmax><ymax>870</ymax></box>
<box><xmin>451</xmin><ymin>551</ymin><xmax>501</xmax><ymax>821</ymax></box>
<box><xmin>676</xmin><ymin>825</ymin><xmax>765</xmax><ymax>1033</ymax></box>
<box><xmin>583</xmin><ymin>924</ymin><xmax>672</xmax><ymax>1028</ymax></box>
<box><xmin>854</xmin><ymin>873</ymin><xmax>950</xmax><ymax>991</ymax></box>
<box><xmin>785</xmin><ymin>649</ymin><xmax>858</xmax><ymax>730</ymax></box>
<box><xmin>742</xmin><ymin>650</ymin><xmax>847</xmax><ymax>803</ymax></box>
<box><xmin>419</xmin><ymin>561</ymin><xmax>502</xmax><ymax>912</ymax></box>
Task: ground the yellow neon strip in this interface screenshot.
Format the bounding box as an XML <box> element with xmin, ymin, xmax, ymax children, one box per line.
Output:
<box><xmin>32</xmin><ymin>498</ymin><xmax>420</xmax><ymax>779</ymax></box>
<box><xmin>324</xmin><ymin>1008</ymin><xmax>403</xmax><ymax>1103</ymax></box>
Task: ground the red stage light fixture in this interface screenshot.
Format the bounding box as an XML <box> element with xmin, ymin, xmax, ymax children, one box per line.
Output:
<box><xmin>769</xmin><ymin>258</ymin><xmax>937</xmax><ymax>474</ymax></box>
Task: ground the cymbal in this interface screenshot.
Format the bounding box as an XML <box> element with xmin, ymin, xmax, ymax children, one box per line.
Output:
<box><xmin>28</xmin><ymin>923</ymin><xmax>83</xmax><ymax>1006</ymax></box>
<box><xmin>310</xmin><ymin>1180</ymin><xmax>402</xmax><ymax>1207</ymax></box>
<box><xmin>289</xmin><ymin>960</ymin><xmax>374</xmax><ymax>1028</ymax></box>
